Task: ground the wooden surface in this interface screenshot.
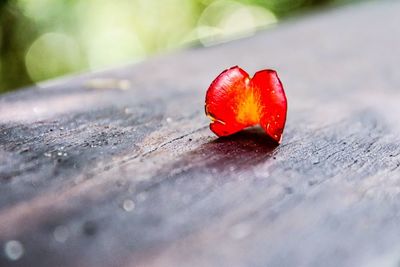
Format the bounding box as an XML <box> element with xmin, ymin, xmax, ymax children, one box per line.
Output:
<box><xmin>1</xmin><ymin>1</ymin><xmax>400</xmax><ymax>266</ymax></box>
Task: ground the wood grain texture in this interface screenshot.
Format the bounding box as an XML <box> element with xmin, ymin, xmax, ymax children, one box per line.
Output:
<box><xmin>1</xmin><ymin>1</ymin><xmax>400</xmax><ymax>266</ymax></box>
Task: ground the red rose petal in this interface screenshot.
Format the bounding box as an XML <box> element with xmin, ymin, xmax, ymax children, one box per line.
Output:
<box><xmin>205</xmin><ymin>66</ymin><xmax>287</xmax><ymax>143</ymax></box>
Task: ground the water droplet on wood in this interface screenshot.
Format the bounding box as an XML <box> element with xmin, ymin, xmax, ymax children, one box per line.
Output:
<box><xmin>122</xmin><ymin>199</ymin><xmax>135</xmax><ymax>212</ymax></box>
<box><xmin>4</xmin><ymin>240</ymin><xmax>24</xmax><ymax>261</ymax></box>
<box><xmin>54</xmin><ymin>225</ymin><xmax>69</xmax><ymax>243</ymax></box>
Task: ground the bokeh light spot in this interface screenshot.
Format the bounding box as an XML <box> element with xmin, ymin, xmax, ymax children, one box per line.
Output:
<box><xmin>196</xmin><ymin>0</ymin><xmax>277</xmax><ymax>45</ymax></box>
<box><xmin>79</xmin><ymin>1</ymin><xmax>145</xmax><ymax>69</ymax></box>
<box><xmin>25</xmin><ymin>33</ymin><xmax>84</xmax><ymax>82</ymax></box>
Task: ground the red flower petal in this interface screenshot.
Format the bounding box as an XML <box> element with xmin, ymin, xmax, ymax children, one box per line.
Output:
<box><xmin>205</xmin><ymin>66</ymin><xmax>287</xmax><ymax>143</ymax></box>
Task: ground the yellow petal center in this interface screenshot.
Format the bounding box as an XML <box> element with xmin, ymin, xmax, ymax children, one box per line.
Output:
<box><xmin>236</xmin><ymin>88</ymin><xmax>262</xmax><ymax>125</ymax></box>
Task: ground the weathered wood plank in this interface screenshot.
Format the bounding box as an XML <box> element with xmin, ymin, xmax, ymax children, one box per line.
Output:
<box><xmin>1</xmin><ymin>1</ymin><xmax>400</xmax><ymax>266</ymax></box>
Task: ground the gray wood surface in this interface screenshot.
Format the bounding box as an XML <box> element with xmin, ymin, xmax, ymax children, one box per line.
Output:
<box><xmin>1</xmin><ymin>1</ymin><xmax>400</xmax><ymax>266</ymax></box>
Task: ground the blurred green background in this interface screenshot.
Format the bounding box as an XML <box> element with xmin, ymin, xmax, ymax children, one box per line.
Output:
<box><xmin>0</xmin><ymin>0</ymin><xmax>359</xmax><ymax>93</ymax></box>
